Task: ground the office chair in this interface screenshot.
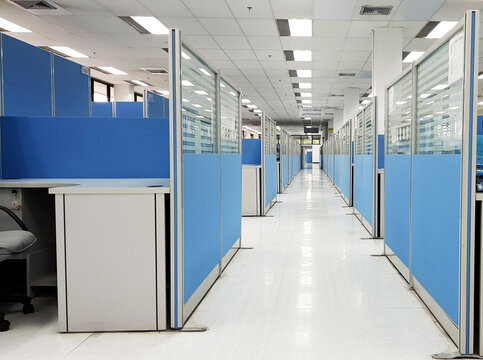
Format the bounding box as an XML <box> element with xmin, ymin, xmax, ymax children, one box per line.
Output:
<box><xmin>0</xmin><ymin>206</ymin><xmax>37</xmax><ymax>332</ymax></box>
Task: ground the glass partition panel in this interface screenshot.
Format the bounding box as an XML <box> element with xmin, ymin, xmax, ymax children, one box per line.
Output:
<box><xmin>364</xmin><ymin>103</ymin><xmax>373</xmax><ymax>155</ymax></box>
<box><xmin>387</xmin><ymin>71</ymin><xmax>412</xmax><ymax>155</ymax></box>
<box><xmin>415</xmin><ymin>30</ymin><xmax>464</xmax><ymax>155</ymax></box>
<box><xmin>355</xmin><ymin>112</ymin><xmax>364</xmax><ymax>155</ymax></box>
<box><xmin>181</xmin><ymin>46</ymin><xmax>218</xmax><ymax>154</ymax></box>
<box><xmin>220</xmin><ymin>79</ymin><xmax>240</xmax><ymax>153</ymax></box>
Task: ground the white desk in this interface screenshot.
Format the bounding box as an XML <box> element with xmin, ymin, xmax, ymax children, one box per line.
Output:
<box><xmin>0</xmin><ymin>178</ymin><xmax>170</xmax><ymax>333</ymax></box>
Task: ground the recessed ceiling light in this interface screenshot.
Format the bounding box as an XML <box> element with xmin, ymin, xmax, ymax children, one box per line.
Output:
<box><xmin>182</xmin><ymin>98</ymin><xmax>190</xmax><ymax>102</ymax></box>
<box><xmin>182</xmin><ymin>80</ymin><xmax>194</xmax><ymax>86</ymax></box>
<box><xmin>98</xmin><ymin>66</ymin><xmax>127</xmax><ymax>75</ymax></box>
<box><xmin>156</xmin><ymin>89</ymin><xmax>169</xmax><ymax>96</ymax></box>
<box><xmin>478</xmin><ymin>101</ymin><xmax>483</xmax><ymax>106</ymax></box>
<box><xmin>192</xmin><ymin>104</ymin><xmax>202</xmax><ymax>108</ymax></box>
<box><xmin>194</xmin><ymin>90</ymin><xmax>208</xmax><ymax>95</ymax></box>
<box><xmin>431</xmin><ymin>84</ymin><xmax>449</xmax><ymax>90</ymax></box>
<box><xmin>297</xmin><ymin>70</ymin><xmax>312</xmax><ymax>77</ymax></box>
<box><xmin>288</xmin><ymin>19</ymin><xmax>312</xmax><ymax>37</ymax></box>
<box><xmin>242</xmin><ymin>99</ymin><xmax>251</xmax><ymax>104</ymax></box>
<box><xmin>479</xmin><ymin>73</ymin><xmax>483</xmax><ymax>79</ymax></box>
<box><xmin>220</xmin><ymin>83</ymin><xmax>226</xmax><ymax>87</ymax></box>
<box><xmin>304</xmin><ymin>117</ymin><xmax>312</xmax><ymax>120</ymax></box>
<box><xmin>299</xmin><ymin>82</ymin><xmax>312</xmax><ymax>89</ymax></box>
<box><xmin>300</xmin><ymin>93</ymin><xmax>312</xmax><ymax>97</ymax></box>
<box><xmin>247</xmin><ymin>104</ymin><xmax>257</xmax><ymax>109</ymax></box>
<box><xmin>182</xmin><ymin>52</ymin><xmax>191</xmax><ymax>60</ymax></box>
<box><xmin>254</xmin><ymin>109</ymin><xmax>262</xmax><ymax>113</ymax></box>
<box><xmin>205</xmin><ymin>109</ymin><xmax>212</xmax><ymax>112</ymax></box>
<box><xmin>199</xmin><ymin>68</ymin><xmax>211</xmax><ymax>76</ymax></box>
<box><xmin>49</xmin><ymin>46</ymin><xmax>88</xmax><ymax>58</ymax></box>
<box><xmin>132</xmin><ymin>80</ymin><xmax>149</xmax><ymax>86</ymax></box>
<box><xmin>130</xmin><ymin>16</ymin><xmax>168</xmax><ymax>35</ymax></box>
<box><xmin>361</xmin><ymin>100</ymin><xmax>370</xmax><ymax>105</ymax></box>
<box><xmin>302</xmin><ymin>99</ymin><xmax>312</xmax><ymax>104</ymax></box>
<box><xmin>403</xmin><ymin>51</ymin><xmax>424</xmax><ymax>63</ymax></box>
<box><xmin>0</xmin><ymin>17</ymin><xmax>31</xmax><ymax>33</ymax></box>
<box><xmin>293</xmin><ymin>50</ymin><xmax>312</xmax><ymax>61</ymax></box>
<box><xmin>395</xmin><ymin>101</ymin><xmax>407</xmax><ymax>105</ymax></box>
<box><xmin>420</xmin><ymin>93</ymin><xmax>432</xmax><ymax>98</ymax></box>
<box><xmin>426</xmin><ymin>21</ymin><xmax>457</xmax><ymax>39</ymax></box>
<box><xmin>230</xmin><ymin>91</ymin><xmax>237</xmax><ymax>96</ymax></box>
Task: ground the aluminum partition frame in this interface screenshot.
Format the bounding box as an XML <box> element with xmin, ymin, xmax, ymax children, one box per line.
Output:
<box><xmin>261</xmin><ymin>112</ymin><xmax>266</xmax><ymax>215</ymax></box>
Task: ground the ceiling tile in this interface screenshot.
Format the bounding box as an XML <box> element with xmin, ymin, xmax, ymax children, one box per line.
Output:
<box><xmin>199</xmin><ymin>18</ymin><xmax>243</xmax><ymax>36</ymax></box>
<box><xmin>238</xmin><ymin>19</ymin><xmax>279</xmax><ymax>36</ymax></box>
<box><xmin>159</xmin><ymin>17</ymin><xmax>208</xmax><ymax>35</ymax></box>
<box><xmin>344</xmin><ymin>37</ymin><xmax>373</xmax><ymax>51</ymax></box>
<box><xmin>183</xmin><ymin>0</ymin><xmax>233</xmax><ymax>17</ymax></box>
<box><xmin>280</xmin><ymin>37</ymin><xmax>313</xmax><ymax>50</ymax></box>
<box><xmin>225</xmin><ymin>49</ymin><xmax>258</xmax><ymax>61</ymax></box>
<box><xmin>199</xmin><ymin>49</ymin><xmax>230</xmax><ymax>61</ymax></box>
<box><xmin>234</xmin><ymin>60</ymin><xmax>262</xmax><ymax>69</ymax></box>
<box><xmin>313</xmin><ymin>0</ymin><xmax>359</xmax><ymax>20</ymax></box>
<box><xmin>247</xmin><ymin>36</ymin><xmax>282</xmax><ymax>50</ymax></box>
<box><xmin>95</xmin><ymin>0</ymin><xmax>150</xmax><ymax>16</ymax></box>
<box><xmin>183</xmin><ymin>35</ymin><xmax>220</xmax><ymax>49</ymax></box>
<box><xmin>226</xmin><ymin>0</ymin><xmax>274</xmax><ymax>18</ymax></box>
<box><xmin>312</xmin><ymin>37</ymin><xmax>345</xmax><ymax>52</ymax></box>
<box><xmin>313</xmin><ymin>20</ymin><xmax>351</xmax><ymax>37</ymax></box>
<box><xmin>391</xmin><ymin>0</ymin><xmax>446</xmax><ymax>21</ymax></box>
<box><xmin>347</xmin><ymin>21</ymin><xmax>388</xmax><ymax>37</ymax></box>
<box><xmin>404</xmin><ymin>37</ymin><xmax>437</xmax><ymax>51</ymax></box>
<box><xmin>270</xmin><ymin>0</ymin><xmax>314</xmax><ymax>18</ymax></box>
<box><xmin>139</xmin><ymin>0</ymin><xmax>193</xmax><ymax>17</ymax></box>
<box><xmin>214</xmin><ymin>36</ymin><xmax>251</xmax><ymax>49</ymax></box>
<box><xmin>254</xmin><ymin>49</ymin><xmax>286</xmax><ymax>61</ymax></box>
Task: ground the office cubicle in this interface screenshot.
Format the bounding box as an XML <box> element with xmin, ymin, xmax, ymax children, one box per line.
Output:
<box><xmin>168</xmin><ymin>30</ymin><xmax>242</xmax><ymax>328</ymax></box>
<box><xmin>384</xmin><ymin>11</ymin><xmax>479</xmax><ymax>355</ymax></box>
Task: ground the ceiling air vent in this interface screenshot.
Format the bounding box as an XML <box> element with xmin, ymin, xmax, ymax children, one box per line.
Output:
<box><xmin>10</xmin><ymin>0</ymin><xmax>56</xmax><ymax>9</ymax></box>
<box><xmin>142</xmin><ymin>68</ymin><xmax>168</xmax><ymax>75</ymax></box>
<box><xmin>360</xmin><ymin>5</ymin><xmax>393</xmax><ymax>16</ymax></box>
<box><xmin>338</xmin><ymin>72</ymin><xmax>356</xmax><ymax>77</ymax></box>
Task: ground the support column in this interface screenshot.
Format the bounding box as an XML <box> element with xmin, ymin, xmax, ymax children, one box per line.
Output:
<box><xmin>114</xmin><ymin>84</ymin><xmax>135</xmax><ymax>101</ymax></box>
<box><xmin>343</xmin><ymin>88</ymin><xmax>361</xmax><ymax>138</ymax></box>
<box><xmin>327</xmin><ymin>119</ymin><xmax>334</xmax><ymax>137</ymax></box>
<box><xmin>333</xmin><ymin>110</ymin><xmax>343</xmax><ymax>133</ymax></box>
<box><xmin>372</xmin><ymin>27</ymin><xmax>403</xmax><ymax>136</ymax></box>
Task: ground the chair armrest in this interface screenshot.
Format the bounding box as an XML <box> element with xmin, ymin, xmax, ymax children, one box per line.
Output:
<box><xmin>0</xmin><ymin>206</ymin><xmax>28</xmax><ymax>231</ymax></box>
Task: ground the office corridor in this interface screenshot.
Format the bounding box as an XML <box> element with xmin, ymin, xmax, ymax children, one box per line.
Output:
<box><xmin>1</xmin><ymin>167</ymin><xmax>455</xmax><ymax>360</ymax></box>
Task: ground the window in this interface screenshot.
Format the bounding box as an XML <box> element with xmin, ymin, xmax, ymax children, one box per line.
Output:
<box><xmin>91</xmin><ymin>79</ymin><xmax>114</xmax><ymax>102</ymax></box>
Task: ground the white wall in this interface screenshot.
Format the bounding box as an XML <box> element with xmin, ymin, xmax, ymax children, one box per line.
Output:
<box><xmin>312</xmin><ymin>145</ymin><xmax>321</xmax><ymax>163</ymax></box>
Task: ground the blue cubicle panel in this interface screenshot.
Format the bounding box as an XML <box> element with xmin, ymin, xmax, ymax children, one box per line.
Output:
<box><xmin>221</xmin><ymin>153</ymin><xmax>241</xmax><ymax>258</ymax></box>
<box><xmin>339</xmin><ymin>155</ymin><xmax>350</xmax><ymax>200</ymax></box>
<box><xmin>115</xmin><ymin>102</ymin><xmax>143</xmax><ymax>117</ymax></box>
<box><xmin>1</xmin><ymin>35</ymin><xmax>52</xmax><ymax>117</ymax></box>
<box><xmin>411</xmin><ymin>155</ymin><xmax>461</xmax><ymax>325</ymax></box>
<box><xmin>147</xmin><ymin>92</ymin><xmax>169</xmax><ymax>118</ymax></box>
<box><xmin>1</xmin><ymin>116</ymin><xmax>170</xmax><ymax>178</ymax></box>
<box><xmin>353</xmin><ymin>154</ymin><xmax>372</xmax><ymax>227</ymax></box>
<box><xmin>282</xmin><ymin>154</ymin><xmax>289</xmax><ymax>188</ymax></box>
<box><xmin>242</xmin><ymin>139</ymin><xmax>261</xmax><ymax>165</ymax></box>
<box><xmin>91</xmin><ymin>102</ymin><xmax>113</xmax><ymax>117</ymax></box>
<box><xmin>385</xmin><ymin>155</ymin><xmax>411</xmax><ymax>268</ymax></box>
<box><xmin>307</xmin><ymin>151</ymin><xmax>312</xmax><ymax>163</ymax></box>
<box><xmin>265</xmin><ymin>154</ymin><xmax>277</xmax><ymax>208</ymax></box>
<box><xmin>53</xmin><ymin>55</ymin><xmax>90</xmax><ymax>117</ymax></box>
<box><xmin>377</xmin><ymin>135</ymin><xmax>385</xmax><ymax>169</ymax></box>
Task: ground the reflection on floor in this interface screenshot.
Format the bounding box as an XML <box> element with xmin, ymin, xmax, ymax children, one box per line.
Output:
<box><xmin>0</xmin><ymin>167</ymin><xmax>455</xmax><ymax>360</ymax></box>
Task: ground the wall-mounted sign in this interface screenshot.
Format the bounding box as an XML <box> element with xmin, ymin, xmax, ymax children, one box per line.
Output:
<box><xmin>299</xmin><ymin>107</ymin><xmax>323</xmax><ymax>118</ymax></box>
<box><xmin>304</xmin><ymin>127</ymin><xmax>319</xmax><ymax>134</ymax></box>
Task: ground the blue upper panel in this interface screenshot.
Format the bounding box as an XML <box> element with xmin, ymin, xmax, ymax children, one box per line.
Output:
<box><xmin>91</xmin><ymin>102</ymin><xmax>113</xmax><ymax>117</ymax></box>
<box><xmin>115</xmin><ymin>102</ymin><xmax>143</xmax><ymax>117</ymax></box>
<box><xmin>53</xmin><ymin>55</ymin><xmax>90</xmax><ymax>117</ymax></box>
<box><xmin>1</xmin><ymin>116</ymin><xmax>170</xmax><ymax>179</ymax></box>
<box><xmin>147</xmin><ymin>92</ymin><xmax>169</xmax><ymax>118</ymax></box>
<box><xmin>242</xmin><ymin>139</ymin><xmax>261</xmax><ymax>165</ymax></box>
<box><xmin>378</xmin><ymin>134</ymin><xmax>384</xmax><ymax>169</ymax></box>
<box><xmin>2</xmin><ymin>35</ymin><xmax>52</xmax><ymax>117</ymax></box>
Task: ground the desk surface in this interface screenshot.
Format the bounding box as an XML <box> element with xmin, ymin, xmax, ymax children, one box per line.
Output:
<box><xmin>0</xmin><ymin>178</ymin><xmax>170</xmax><ymax>194</ymax></box>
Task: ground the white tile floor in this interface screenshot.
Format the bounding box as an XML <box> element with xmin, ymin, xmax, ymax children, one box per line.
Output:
<box><xmin>0</xmin><ymin>167</ymin><xmax>456</xmax><ymax>360</ymax></box>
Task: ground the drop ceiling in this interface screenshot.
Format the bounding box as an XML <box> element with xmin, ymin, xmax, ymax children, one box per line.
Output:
<box><xmin>0</xmin><ymin>0</ymin><xmax>483</xmax><ymax>134</ymax></box>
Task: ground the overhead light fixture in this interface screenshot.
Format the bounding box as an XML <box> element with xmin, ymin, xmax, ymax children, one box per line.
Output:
<box><xmin>230</xmin><ymin>91</ymin><xmax>237</xmax><ymax>96</ymax></box>
<box><xmin>192</xmin><ymin>104</ymin><xmax>202</xmax><ymax>108</ymax></box>
<box><xmin>194</xmin><ymin>90</ymin><xmax>208</xmax><ymax>95</ymax></box>
<box><xmin>206</xmin><ymin>97</ymin><xmax>212</xmax><ymax>102</ymax></box>
<box><xmin>182</xmin><ymin>80</ymin><xmax>194</xmax><ymax>86</ymax></box>
<box><xmin>288</xmin><ymin>19</ymin><xmax>312</xmax><ymax>37</ymax></box>
<box><xmin>276</xmin><ymin>125</ymin><xmax>281</xmax><ymax>131</ymax></box>
<box><xmin>49</xmin><ymin>46</ymin><xmax>88</xmax><ymax>58</ymax></box>
<box><xmin>98</xmin><ymin>66</ymin><xmax>127</xmax><ymax>75</ymax></box>
<box><xmin>132</xmin><ymin>80</ymin><xmax>149</xmax><ymax>86</ymax></box>
<box><xmin>479</xmin><ymin>73</ymin><xmax>483</xmax><ymax>79</ymax></box>
<box><xmin>302</xmin><ymin>105</ymin><xmax>312</xmax><ymax>108</ymax></box>
<box><xmin>426</xmin><ymin>21</ymin><xmax>457</xmax><ymax>39</ymax></box>
<box><xmin>302</xmin><ymin>99</ymin><xmax>312</xmax><ymax>104</ymax></box>
<box><xmin>431</xmin><ymin>84</ymin><xmax>449</xmax><ymax>90</ymax></box>
<box><xmin>205</xmin><ymin>109</ymin><xmax>212</xmax><ymax>112</ymax></box>
<box><xmin>293</xmin><ymin>50</ymin><xmax>312</xmax><ymax>61</ymax></box>
<box><xmin>395</xmin><ymin>101</ymin><xmax>407</xmax><ymax>105</ymax></box>
<box><xmin>181</xmin><ymin>51</ymin><xmax>191</xmax><ymax>60</ymax></box>
<box><xmin>156</xmin><ymin>89</ymin><xmax>169</xmax><ymax>96</ymax></box>
<box><xmin>130</xmin><ymin>16</ymin><xmax>168</xmax><ymax>35</ymax></box>
<box><xmin>361</xmin><ymin>100</ymin><xmax>370</xmax><ymax>105</ymax></box>
<box><xmin>299</xmin><ymin>82</ymin><xmax>312</xmax><ymax>89</ymax></box>
<box><xmin>402</xmin><ymin>51</ymin><xmax>424</xmax><ymax>63</ymax></box>
<box><xmin>242</xmin><ymin>99</ymin><xmax>251</xmax><ymax>104</ymax></box>
<box><xmin>247</xmin><ymin>104</ymin><xmax>257</xmax><ymax>109</ymax></box>
<box><xmin>478</xmin><ymin>101</ymin><xmax>483</xmax><ymax>106</ymax></box>
<box><xmin>297</xmin><ymin>70</ymin><xmax>312</xmax><ymax>77</ymax></box>
<box><xmin>253</xmin><ymin>109</ymin><xmax>262</xmax><ymax>113</ymax></box>
<box><xmin>420</xmin><ymin>93</ymin><xmax>431</xmax><ymax>98</ymax></box>
<box><xmin>0</xmin><ymin>17</ymin><xmax>31</xmax><ymax>33</ymax></box>
<box><xmin>199</xmin><ymin>68</ymin><xmax>211</xmax><ymax>76</ymax></box>
<box><xmin>304</xmin><ymin>117</ymin><xmax>312</xmax><ymax>120</ymax></box>
<box><xmin>300</xmin><ymin>93</ymin><xmax>312</xmax><ymax>97</ymax></box>
<box><xmin>220</xmin><ymin>83</ymin><xmax>226</xmax><ymax>88</ymax></box>
<box><xmin>182</xmin><ymin>98</ymin><xmax>190</xmax><ymax>102</ymax></box>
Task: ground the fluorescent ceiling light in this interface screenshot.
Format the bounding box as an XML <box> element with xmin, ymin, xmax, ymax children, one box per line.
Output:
<box><xmin>420</xmin><ymin>93</ymin><xmax>431</xmax><ymax>98</ymax></box>
<box><xmin>156</xmin><ymin>89</ymin><xmax>169</xmax><ymax>96</ymax></box>
<box><xmin>293</xmin><ymin>50</ymin><xmax>312</xmax><ymax>61</ymax></box>
<box><xmin>253</xmin><ymin>109</ymin><xmax>262</xmax><ymax>113</ymax></box>
<box><xmin>478</xmin><ymin>101</ymin><xmax>483</xmax><ymax>106</ymax></box>
<box><xmin>206</xmin><ymin>97</ymin><xmax>212</xmax><ymax>102</ymax></box>
<box><xmin>302</xmin><ymin>99</ymin><xmax>312</xmax><ymax>104</ymax></box>
<box><xmin>0</xmin><ymin>17</ymin><xmax>30</xmax><ymax>32</ymax></box>
<box><xmin>302</xmin><ymin>105</ymin><xmax>312</xmax><ymax>108</ymax></box>
<box><xmin>204</xmin><ymin>109</ymin><xmax>212</xmax><ymax>112</ymax></box>
<box><xmin>402</xmin><ymin>51</ymin><xmax>424</xmax><ymax>63</ymax></box>
<box><xmin>199</xmin><ymin>68</ymin><xmax>211</xmax><ymax>76</ymax></box>
<box><xmin>448</xmin><ymin>106</ymin><xmax>460</xmax><ymax>110</ymax></box>
<box><xmin>276</xmin><ymin>125</ymin><xmax>281</xmax><ymax>131</ymax></box>
<box><xmin>479</xmin><ymin>73</ymin><xmax>483</xmax><ymax>79</ymax></box>
<box><xmin>181</xmin><ymin>52</ymin><xmax>191</xmax><ymax>60</ymax></box>
<box><xmin>247</xmin><ymin>104</ymin><xmax>257</xmax><ymax>109</ymax></box>
<box><xmin>306</xmin><ymin>126</ymin><xmax>312</xmax><ymax>128</ymax></box>
<box><xmin>182</xmin><ymin>98</ymin><xmax>190</xmax><ymax>102</ymax></box>
<box><xmin>182</xmin><ymin>80</ymin><xmax>194</xmax><ymax>86</ymax></box>
<box><xmin>426</xmin><ymin>21</ymin><xmax>458</xmax><ymax>39</ymax></box>
<box><xmin>300</xmin><ymin>93</ymin><xmax>312</xmax><ymax>97</ymax></box>
<box><xmin>130</xmin><ymin>16</ymin><xmax>168</xmax><ymax>35</ymax></box>
<box><xmin>304</xmin><ymin>117</ymin><xmax>312</xmax><ymax>120</ymax></box>
<box><xmin>220</xmin><ymin>83</ymin><xmax>226</xmax><ymax>88</ymax></box>
<box><xmin>288</xmin><ymin>19</ymin><xmax>312</xmax><ymax>37</ymax></box>
<box><xmin>431</xmin><ymin>84</ymin><xmax>449</xmax><ymax>90</ymax></box>
<box><xmin>395</xmin><ymin>101</ymin><xmax>407</xmax><ymax>105</ymax></box>
<box><xmin>230</xmin><ymin>91</ymin><xmax>236</xmax><ymax>96</ymax></box>
<box><xmin>99</xmin><ymin>66</ymin><xmax>127</xmax><ymax>75</ymax></box>
<box><xmin>299</xmin><ymin>82</ymin><xmax>312</xmax><ymax>89</ymax></box>
<box><xmin>194</xmin><ymin>90</ymin><xmax>208</xmax><ymax>95</ymax></box>
<box><xmin>297</xmin><ymin>70</ymin><xmax>312</xmax><ymax>77</ymax></box>
<box><xmin>242</xmin><ymin>99</ymin><xmax>251</xmax><ymax>104</ymax></box>
<box><xmin>192</xmin><ymin>104</ymin><xmax>202</xmax><ymax>108</ymax></box>
<box><xmin>49</xmin><ymin>46</ymin><xmax>88</xmax><ymax>58</ymax></box>
<box><xmin>368</xmin><ymin>93</ymin><xmax>373</xmax><ymax>98</ymax></box>
<box><xmin>361</xmin><ymin>100</ymin><xmax>370</xmax><ymax>105</ymax></box>
<box><xmin>132</xmin><ymin>80</ymin><xmax>149</xmax><ymax>86</ymax></box>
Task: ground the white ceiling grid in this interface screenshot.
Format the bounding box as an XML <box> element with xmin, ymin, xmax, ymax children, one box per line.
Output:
<box><xmin>0</xmin><ymin>0</ymin><xmax>481</xmax><ymax>133</ymax></box>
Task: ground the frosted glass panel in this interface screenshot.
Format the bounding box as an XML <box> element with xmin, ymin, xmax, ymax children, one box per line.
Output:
<box><xmin>264</xmin><ymin>117</ymin><xmax>276</xmax><ymax>155</ymax></box>
<box><xmin>355</xmin><ymin>112</ymin><xmax>364</xmax><ymax>155</ymax></box>
<box><xmin>387</xmin><ymin>71</ymin><xmax>412</xmax><ymax>155</ymax></box>
<box><xmin>220</xmin><ymin>79</ymin><xmax>240</xmax><ymax>153</ymax></box>
<box><xmin>181</xmin><ymin>45</ymin><xmax>218</xmax><ymax>154</ymax></box>
<box><xmin>415</xmin><ymin>30</ymin><xmax>464</xmax><ymax>155</ymax></box>
<box><xmin>364</xmin><ymin>103</ymin><xmax>373</xmax><ymax>155</ymax></box>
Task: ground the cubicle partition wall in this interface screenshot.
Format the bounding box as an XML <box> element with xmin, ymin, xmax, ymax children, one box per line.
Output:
<box><xmin>168</xmin><ymin>30</ymin><xmax>242</xmax><ymax>328</ymax></box>
<box><xmin>280</xmin><ymin>130</ymin><xmax>290</xmax><ymax>191</ymax></box>
<box><xmin>262</xmin><ymin>114</ymin><xmax>277</xmax><ymax>213</ymax></box>
<box><xmin>384</xmin><ymin>11</ymin><xmax>479</xmax><ymax>354</ymax></box>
